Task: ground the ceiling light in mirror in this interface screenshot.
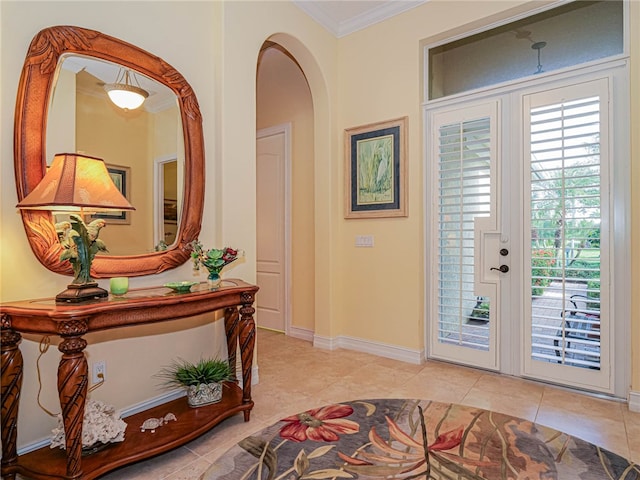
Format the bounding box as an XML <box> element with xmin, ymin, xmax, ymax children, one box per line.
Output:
<box><xmin>104</xmin><ymin>69</ymin><xmax>149</xmax><ymax>110</ymax></box>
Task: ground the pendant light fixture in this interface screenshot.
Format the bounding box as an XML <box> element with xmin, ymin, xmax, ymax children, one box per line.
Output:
<box><xmin>104</xmin><ymin>69</ymin><xmax>149</xmax><ymax>110</ymax></box>
<box><xmin>531</xmin><ymin>41</ymin><xmax>547</xmax><ymax>74</ymax></box>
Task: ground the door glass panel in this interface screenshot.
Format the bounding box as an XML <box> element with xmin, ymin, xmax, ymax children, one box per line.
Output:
<box><xmin>437</xmin><ymin>117</ymin><xmax>492</xmax><ymax>350</ymax></box>
<box><xmin>529</xmin><ymin>95</ymin><xmax>602</xmax><ymax>370</ymax></box>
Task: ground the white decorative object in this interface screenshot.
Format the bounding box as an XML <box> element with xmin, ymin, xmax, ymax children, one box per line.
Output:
<box><xmin>50</xmin><ymin>399</ymin><xmax>127</xmax><ymax>450</ymax></box>
<box><xmin>140</xmin><ymin>413</ymin><xmax>177</xmax><ymax>433</ymax></box>
<box><xmin>187</xmin><ymin>382</ymin><xmax>223</xmax><ymax>407</ymax></box>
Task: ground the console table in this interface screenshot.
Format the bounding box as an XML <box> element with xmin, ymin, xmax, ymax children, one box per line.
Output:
<box><xmin>0</xmin><ymin>279</ymin><xmax>259</xmax><ymax>480</ymax></box>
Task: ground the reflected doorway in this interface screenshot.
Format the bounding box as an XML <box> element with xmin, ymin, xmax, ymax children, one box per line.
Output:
<box><xmin>154</xmin><ymin>157</ymin><xmax>179</xmax><ymax>249</ymax></box>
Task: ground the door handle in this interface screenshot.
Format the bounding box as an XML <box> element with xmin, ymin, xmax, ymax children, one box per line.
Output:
<box><xmin>490</xmin><ymin>265</ymin><xmax>509</xmax><ymax>273</ymax></box>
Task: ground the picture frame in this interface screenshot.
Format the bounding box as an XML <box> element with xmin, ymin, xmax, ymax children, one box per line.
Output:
<box><xmin>91</xmin><ymin>164</ymin><xmax>131</xmax><ymax>224</ymax></box>
<box><xmin>344</xmin><ymin>116</ymin><xmax>408</xmax><ymax>219</ymax></box>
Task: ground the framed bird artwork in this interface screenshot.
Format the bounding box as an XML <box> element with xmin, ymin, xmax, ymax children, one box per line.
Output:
<box><xmin>344</xmin><ymin>117</ymin><xmax>407</xmax><ymax>219</ymax></box>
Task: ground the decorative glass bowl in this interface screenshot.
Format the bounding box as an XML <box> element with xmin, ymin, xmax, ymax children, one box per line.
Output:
<box><xmin>164</xmin><ymin>281</ymin><xmax>198</xmax><ymax>293</ymax></box>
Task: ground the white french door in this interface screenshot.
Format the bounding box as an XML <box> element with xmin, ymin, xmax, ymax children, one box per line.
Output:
<box><xmin>521</xmin><ymin>79</ymin><xmax>611</xmax><ymax>390</ymax></box>
<box><xmin>427</xmin><ymin>101</ymin><xmax>501</xmax><ymax>371</ymax></box>
<box><xmin>426</xmin><ymin>71</ymin><xmax>626</xmax><ymax>394</ymax></box>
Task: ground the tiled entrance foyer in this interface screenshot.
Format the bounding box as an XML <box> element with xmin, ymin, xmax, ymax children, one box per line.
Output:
<box><xmin>26</xmin><ymin>329</ymin><xmax>640</xmax><ymax>480</ymax></box>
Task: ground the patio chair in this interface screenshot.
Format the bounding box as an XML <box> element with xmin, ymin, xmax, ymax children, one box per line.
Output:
<box><xmin>554</xmin><ymin>294</ymin><xmax>601</xmax><ymax>363</ymax></box>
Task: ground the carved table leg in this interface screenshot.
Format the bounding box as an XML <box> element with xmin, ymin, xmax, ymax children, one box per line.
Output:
<box><xmin>238</xmin><ymin>292</ymin><xmax>256</xmax><ymax>421</ymax></box>
<box><xmin>57</xmin><ymin>321</ymin><xmax>89</xmax><ymax>480</ymax></box>
<box><xmin>224</xmin><ymin>307</ymin><xmax>239</xmax><ymax>382</ymax></box>
<box><xmin>1</xmin><ymin>315</ymin><xmax>23</xmax><ymax>480</ymax></box>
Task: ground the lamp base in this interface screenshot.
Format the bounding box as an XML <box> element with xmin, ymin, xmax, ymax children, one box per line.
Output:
<box><xmin>56</xmin><ymin>283</ymin><xmax>109</xmax><ymax>303</ymax></box>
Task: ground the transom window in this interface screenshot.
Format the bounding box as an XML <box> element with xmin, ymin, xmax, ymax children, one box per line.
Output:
<box><xmin>428</xmin><ymin>0</ymin><xmax>623</xmax><ymax>100</ymax></box>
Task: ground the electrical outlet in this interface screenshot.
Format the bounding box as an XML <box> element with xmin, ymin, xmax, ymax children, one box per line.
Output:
<box><xmin>92</xmin><ymin>361</ymin><xmax>106</xmax><ymax>384</ymax></box>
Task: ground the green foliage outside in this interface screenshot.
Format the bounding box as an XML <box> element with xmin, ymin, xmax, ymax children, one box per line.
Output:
<box><xmin>531</xmin><ymin>249</ymin><xmax>556</xmax><ymax>297</ymax></box>
<box><xmin>529</xmin><ymin>147</ymin><xmax>601</xmax><ymax>304</ymax></box>
<box><xmin>469</xmin><ymin>300</ymin><xmax>490</xmax><ymax>321</ymax></box>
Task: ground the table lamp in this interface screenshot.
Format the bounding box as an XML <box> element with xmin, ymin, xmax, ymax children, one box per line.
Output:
<box><xmin>16</xmin><ymin>153</ymin><xmax>135</xmax><ymax>303</ymax></box>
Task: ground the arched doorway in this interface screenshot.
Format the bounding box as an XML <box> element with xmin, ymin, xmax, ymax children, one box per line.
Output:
<box><xmin>256</xmin><ymin>41</ymin><xmax>315</xmax><ymax>339</ymax></box>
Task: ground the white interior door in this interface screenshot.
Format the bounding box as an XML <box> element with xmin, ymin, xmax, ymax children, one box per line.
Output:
<box><xmin>256</xmin><ymin>125</ymin><xmax>291</xmax><ymax>332</ymax></box>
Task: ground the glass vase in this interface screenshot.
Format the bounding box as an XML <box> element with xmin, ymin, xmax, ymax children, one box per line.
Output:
<box><xmin>207</xmin><ymin>269</ymin><xmax>222</xmax><ymax>288</ymax></box>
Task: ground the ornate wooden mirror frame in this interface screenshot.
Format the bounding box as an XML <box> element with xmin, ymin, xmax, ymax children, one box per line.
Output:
<box><xmin>14</xmin><ymin>25</ymin><xmax>204</xmax><ymax>277</ymax></box>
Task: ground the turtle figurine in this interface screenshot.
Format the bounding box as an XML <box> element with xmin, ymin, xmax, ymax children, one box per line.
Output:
<box><xmin>140</xmin><ymin>413</ymin><xmax>177</xmax><ymax>433</ymax></box>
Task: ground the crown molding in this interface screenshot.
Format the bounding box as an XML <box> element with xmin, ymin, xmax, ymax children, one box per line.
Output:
<box><xmin>294</xmin><ymin>1</ymin><xmax>426</xmax><ymax>38</ymax></box>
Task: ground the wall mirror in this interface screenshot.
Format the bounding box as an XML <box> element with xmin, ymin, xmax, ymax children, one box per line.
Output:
<box><xmin>15</xmin><ymin>25</ymin><xmax>204</xmax><ymax>277</ymax></box>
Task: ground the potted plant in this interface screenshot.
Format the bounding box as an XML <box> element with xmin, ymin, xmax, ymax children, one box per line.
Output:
<box><xmin>157</xmin><ymin>357</ymin><xmax>233</xmax><ymax>407</ymax></box>
<box><xmin>468</xmin><ymin>297</ymin><xmax>490</xmax><ymax>322</ymax></box>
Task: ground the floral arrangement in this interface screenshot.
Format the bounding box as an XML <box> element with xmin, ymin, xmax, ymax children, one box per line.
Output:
<box><xmin>50</xmin><ymin>399</ymin><xmax>127</xmax><ymax>450</ymax></box>
<box><xmin>188</xmin><ymin>240</ymin><xmax>240</xmax><ymax>275</ymax></box>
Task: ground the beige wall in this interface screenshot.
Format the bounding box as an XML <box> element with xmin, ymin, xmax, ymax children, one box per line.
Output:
<box><xmin>46</xmin><ymin>68</ymin><xmax>76</xmax><ymax>159</ymax></box>
<box><xmin>1</xmin><ymin>0</ymin><xmax>638</xmax><ymax>450</ymax></box>
<box><xmin>256</xmin><ymin>46</ymin><xmax>315</xmax><ymax>332</ymax></box>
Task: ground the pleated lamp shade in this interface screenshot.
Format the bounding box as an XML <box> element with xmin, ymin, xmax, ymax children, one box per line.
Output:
<box><xmin>16</xmin><ymin>153</ymin><xmax>135</xmax><ymax>213</ymax></box>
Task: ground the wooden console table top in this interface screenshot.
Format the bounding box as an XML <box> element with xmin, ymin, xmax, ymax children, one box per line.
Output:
<box><xmin>0</xmin><ymin>279</ymin><xmax>257</xmax><ymax>333</ymax></box>
<box><xmin>0</xmin><ymin>279</ymin><xmax>259</xmax><ymax>480</ymax></box>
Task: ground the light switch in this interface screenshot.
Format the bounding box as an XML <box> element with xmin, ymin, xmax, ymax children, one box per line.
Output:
<box><xmin>355</xmin><ymin>235</ymin><xmax>374</xmax><ymax>247</ymax></box>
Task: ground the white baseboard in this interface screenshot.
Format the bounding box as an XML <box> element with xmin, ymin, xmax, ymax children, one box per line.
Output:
<box><xmin>312</xmin><ymin>333</ymin><xmax>339</xmax><ymax>350</ymax></box>
<box><xmin>18</xmin><ymin>390</ymin><xmax>186</xmax><ymax>455</ymax></box>
<box><xmin>17</xmin><ymin>437</ymin><xmax>50</xmax><ymax>455</ymax></box>
<box><xmin>313</xmin><ymin>333</ymin><xmax>423</xmax><ymax>365</ymax></box>
<box><xmin>289</xmin><ymin>325</ymin><xmax>314</xmax><ymax>342</ymax></box>
<box><xmin>629</xmin><ymin>390</ymin><xmax>640</xmax><ymax>412</ymax></box>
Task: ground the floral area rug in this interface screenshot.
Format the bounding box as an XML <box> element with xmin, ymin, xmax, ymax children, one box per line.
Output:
<box><xmin>202</xmin><ymin>398</ymin><xmax>639</xmax><ymax>480</ymax></box>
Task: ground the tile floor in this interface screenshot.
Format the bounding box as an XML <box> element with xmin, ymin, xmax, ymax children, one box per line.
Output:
<box><xmin>27</xmin><ymin>329</ymin><xmax>640</xmax><ymax>479</ymax></box>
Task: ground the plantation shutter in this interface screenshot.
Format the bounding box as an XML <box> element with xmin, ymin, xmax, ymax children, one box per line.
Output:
<box><xmin>528</xmin><ymin>92</ymin><xmax>603</xmax><ymax>370</ymax></box>
<box><xmin>436</xmin><ymin>116</ymin><xmax>492</xmax><ymax>351</ymax></box>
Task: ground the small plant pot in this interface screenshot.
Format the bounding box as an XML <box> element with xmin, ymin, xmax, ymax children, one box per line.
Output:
<box><xmin>187</xmin><ymin>382</ymin><xmax>223</xmax><ymax>407</ymax></box>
